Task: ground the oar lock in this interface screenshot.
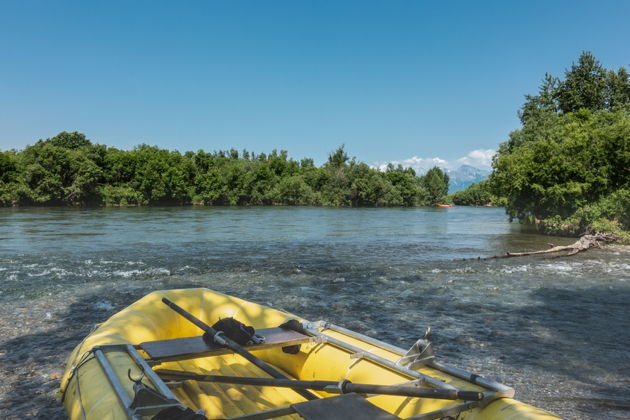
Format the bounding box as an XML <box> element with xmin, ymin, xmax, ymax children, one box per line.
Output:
<box><xmin>127</xmin><ymin>368</ymin><xmax>178</xmax><ymax>413</ymax></box>
<box><xmin>396</xmin><ymin>327</ymin><xmax>435</xmax><ymax>370</ymax></box>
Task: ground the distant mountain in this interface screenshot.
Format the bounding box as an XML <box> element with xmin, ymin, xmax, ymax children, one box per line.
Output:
<box><xmin>446</xmin><ymin>165</ymin><xmax>490</xmax><ymax>193</ymax></box>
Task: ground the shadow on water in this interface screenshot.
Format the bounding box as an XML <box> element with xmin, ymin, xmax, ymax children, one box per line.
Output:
<box><xmin>397</xmin><ymin>284</ymin><xmax>630</xmax><ymax>417</ymax></box>
<box><xmin>509</xmin><ymin>285</ymin><xmax>630</xmax><ymax>414</ymax></box>
<box><xmin>0</xmin><ymin>281</ymin><xmax>212</xmax><ymax>419</ymax></box>
<box><xmin>322</xmin><ymin>279</ymin><xmax>630</xmax><ymax>418</ymax></box>
<box><xmin>510</xmin><ymin>286</ymin><xmax>629</xmax><ymax>373</ymax></box>
<box><xmin>0</xmin><ymin>291</ymin><xmax>140</xmax><ymax>419</ymax></box>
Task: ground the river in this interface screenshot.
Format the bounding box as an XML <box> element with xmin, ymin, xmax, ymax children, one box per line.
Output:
<box><xmin>0</xmin><ymin>206</ymin><xmax>628</xmax><ymax>419</ymax></box>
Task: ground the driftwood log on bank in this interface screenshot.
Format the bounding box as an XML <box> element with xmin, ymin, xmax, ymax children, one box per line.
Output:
<box><xmin>473</xmin><ymin>233</ymin><xmax>620</xmax><ymax>260</ymax></box>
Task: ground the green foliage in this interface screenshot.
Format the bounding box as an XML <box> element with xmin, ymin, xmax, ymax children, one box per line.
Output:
<box><xmin>18</xmin><ymin>141</ymin><xmax>103</xmax><ymax>204</ymax></box>
<box><xmin>271</xmin><ymin>175</ymin><xmax>315</xmax><ymax>205</ymax></box>
<box><xmin>385</xmin><ymin>165</ymin><xmax>421</xmax><ymax>206</ymax></box>
<box><xmin>557</xmin><ymin>52</ymin><xmax>608</xmax><ymax>113</ymax></box>
<box><xmin>326</xmin><ymin>145</ymin><xmax>349</xmax><ymax>168</ymax></box>
<box><xmin>536</xmin><ymin>189</ymin><xmax>630</xmax><ymax>242</ymax></box>
<box><xmin>0</xmin><ymin>150</ymin><xmax>26</xmax><ymax>205</ymax></box>
<box><xmin>99</xmin><ymin>185</ymin><xmax>146</xmax><ymax>206</ymax></box>
<box><xmin>492</xmin><ymin>110</ymin><xmax>630</xmax><ymax>223</ymax></box>
<box><xmin>449</xmin><ymin>180</ymin><xmax>495</xmax><ymax>206</ymax></box>
<box><xmin>44</xmin><ymin>131</ymin><xmax>92</xmax><ymax>149</ymax></box>
<box><xmin>350</xmin><ymin>164</ymin><xmax>398</xmax><ymax>206</ymax></box>
<box><xmin>520</xmin><ymin>51</ymin><xmax>630</xmax><ymax>124</ymax></box>
<box><xmin>0</xmin><ymin>150</ymin><xmax>18</xmax><ymax>182</ymax></box>
<box><xmin>492</xmin><ymin>51</ymin><xmax>630</xmax><ymax>238</ymax></box>
<box><xmin>0</xmin><ymin>137</ymin><xmax>448</xmax><ymax>208</ymax></box>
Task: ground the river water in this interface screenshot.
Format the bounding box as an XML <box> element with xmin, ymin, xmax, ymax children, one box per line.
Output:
<box><xmin>0</xmin><ymin>206</ymin><xmax>628</xmax><ymax>419</ymax></box>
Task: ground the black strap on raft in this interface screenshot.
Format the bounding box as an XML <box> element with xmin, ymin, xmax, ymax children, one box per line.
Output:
<box><xmin>207</xmin><ymin>317</ymin><xmax>263</xmax><ymax>346</ymax></box>
<box><xmin>279</xmin><ymin>319</ymin><xmax>307</xmax><ymax>334</ymax></box>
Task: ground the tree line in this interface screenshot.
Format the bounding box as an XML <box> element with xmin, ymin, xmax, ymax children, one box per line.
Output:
<box><xmin>452</xmin><ymin>51</ymin><xmax>630</xmax><ymax>239</ymax></box>
<box><xmin>0</xmin><ymin>134</ymin><xmax>450</xmax><ymax>208</ymax></box>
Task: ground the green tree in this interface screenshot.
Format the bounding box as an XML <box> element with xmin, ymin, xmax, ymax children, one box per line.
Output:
<box><xmin>195</xmin><ymin>168</ymin><xmax>227</xmax><ymax>205</ymax></box>
<box><xmin>271</xmin><ymin>175</ymin><xmax>314</xmax><ymax>205</ymax></box>
<box><xmin>520</xmin><ymin>52</ymin><xmax>630</xmax><ymax>124</ymax></box>
<box><xmin>0</xmin><ymin>150</ymin><xmax>26</xmax><ymax>205</ymax></box>
<box><xmin>320</xmin><ymin>147</ymin><xmax>353</xmax><ymax>206</ymax></box>
<box><xmin>348</xmin><ymin>163</ymin><xmax>395</xmax><ymax>206</ymax></box>
<box><xmin>420</xmin><ymin>167</ymin><xmax>449</xmax><ymax>205</ymax></box>
<box><xmin>520</xmin><ymin>73</ymin><xmax>560</xmax><ymax>124</ymax></box>
<box><xmin>45</xmin><ymin>131</ymin><xmax>92</xmax><ymax>149</ymax></box>
<box><xmin>605</xmin><ymin>67</ymin><xmax>630</xmax><ymax>111</ymax></box>
<box><xmin>0</xmin><ymin>151</ymin><xmax>18</xmax><ymax>184</ymax></box>
<box><xmin>19</xmin><ymin>141</ymin><xmax>102</xmax><ymax>205</ymax></box>
<box><xmin>385</xmin><ymin>165</ymin><xmax>420</xmax><ymax>206</ymax></box>
<box><xmin>557</xmin><ymin>51</ymin><xmax>608</xmax><ymax>113</ymax></box>
<box><xmin>326</xmin><ymin>145</ymin><xmax>349</xmax><ymax>168</ymax></box>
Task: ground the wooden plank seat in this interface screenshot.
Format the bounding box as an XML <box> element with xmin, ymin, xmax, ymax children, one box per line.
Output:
<box><xmin>140</xmin><ymin>327</ymin><xmax>313</xmax><ymax>362</ymax></box>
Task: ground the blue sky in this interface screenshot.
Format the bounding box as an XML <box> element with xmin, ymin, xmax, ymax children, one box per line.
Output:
<box><xmin>1</xmin><ymin>1</ymin><xmax>629</xmax><ymax>169</ymax></box>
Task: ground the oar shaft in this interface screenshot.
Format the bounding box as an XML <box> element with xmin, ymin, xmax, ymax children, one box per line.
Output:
<box><xmin>159</xmin><ymin>370</ymin><xmax>335</xmax><ymax>391</ymax></box>
<box><xmin>161</xmin><ymin>297</ymin><xmax>318</xmax><ymax>401</ymax></box>
<box><xmin>344</xmin><ymin>383</ymin><xmax>483</xmax><ymax>401</ymax></box>
<box><xmin>157</xmin><ymin>370</ymin><xmax>484</xmax><ymax>401</ymax></box>
<box><xmin>161</xmin><ymin>297</ymin><xmax>225</xmax><ymax>343</ymax></box>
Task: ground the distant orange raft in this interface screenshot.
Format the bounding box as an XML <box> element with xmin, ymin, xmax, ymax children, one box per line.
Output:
<box><xmin>435</xmin><ymin>203</ymin><xmax>453</xmax><ymax>208</ymax></box>
<box><xmin>59</xmin><ymin>288</ymin><xmax>562</xmax><ymax>420</ymax></box>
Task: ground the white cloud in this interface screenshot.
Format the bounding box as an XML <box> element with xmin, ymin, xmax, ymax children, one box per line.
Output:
<box><xmin>376</xmin><ymin>156</ymin><xmax>447</xmax><ymax>172</ymax></box>
<box><xmin>375</xmin><ymin>149</ymin><xmax>495</xmax><ymax>173</ymax></box>
<box><xmin>455</xmin><ymin>149</ymin><xmax>496</xmax><ymax>168</ymax></box>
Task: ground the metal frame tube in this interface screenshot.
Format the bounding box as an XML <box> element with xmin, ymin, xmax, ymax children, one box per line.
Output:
<box><xmin>316</xmin><ymin>321</ymin><xmax>514</xmax><ymax>396</ymax></box>
<box><xmin>93</xmin><ymin>347</ymin><xmax>139</xmax><ymax>420</ymax></box>
<box><xmin>305</xmin><ymin>327</ymin><xmax>458</xmax><ymax>390</ymax></box>
<box><xmin>428</xmin><ymin>361</ymin><xmax>514</xmax><ymax>397</ymax></box>
<box><xmin>125</xmin><ymin>344</ymin><xmax>181</xmax><ymax>401</ymax></box>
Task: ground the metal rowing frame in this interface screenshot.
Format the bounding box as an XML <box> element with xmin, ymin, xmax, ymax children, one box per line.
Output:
<box><xmin>89</xmin><ymin>319</ymin><xmax>516</xmax><ymax>420</ymax></box>
<box><xmin>92</xmin><ymin>344</ymin><xmax>182</xmax><ymax>419</ymax></box>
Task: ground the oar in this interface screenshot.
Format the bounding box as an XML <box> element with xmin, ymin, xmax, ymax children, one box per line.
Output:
<box><xmin>161</xmin><ymin>297</ymin><xmax>318</xmax><ymax>401</ymax></box>
<box><xmin>156</xmin><ymin>369</ymin><xmax>484</xmax><ymax>401</ymax></box>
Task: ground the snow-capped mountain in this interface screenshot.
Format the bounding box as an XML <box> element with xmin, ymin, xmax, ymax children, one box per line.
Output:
<box><xmin>446</xmin><ymin>165</ymin><xmax>491</xmax><ymax>193</ymax></box>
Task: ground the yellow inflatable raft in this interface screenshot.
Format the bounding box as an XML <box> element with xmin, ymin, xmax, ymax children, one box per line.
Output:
<box><xmin>59</xmin><ymin>288</ymin><xmax>562</xmax><ymax>420</ymax></box>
